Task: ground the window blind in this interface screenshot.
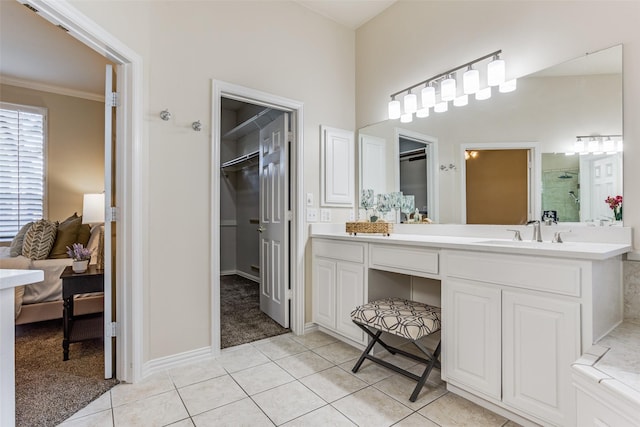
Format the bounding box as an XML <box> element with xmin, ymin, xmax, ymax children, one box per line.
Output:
<box><xmin>0</xmin><ymin>102</ymin><xmax>46</xmax><ymax>240</ymax></box>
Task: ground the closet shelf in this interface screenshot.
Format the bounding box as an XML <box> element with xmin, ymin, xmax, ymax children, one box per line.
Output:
<box><xmin>223</xmin><ymin>108</ymin><xmax>281</xmax><ymax>140</ymax></box>
<box><xmin>221</xmin><ymin>150</ymin><xmax>259</xmax><ymax>171</ymax></box>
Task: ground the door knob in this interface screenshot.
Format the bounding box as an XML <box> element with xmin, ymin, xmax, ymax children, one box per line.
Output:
<box><xmin>257</xmin><ymin>226</ymin><xmax>266</xmax><ymax>233</ymax></box>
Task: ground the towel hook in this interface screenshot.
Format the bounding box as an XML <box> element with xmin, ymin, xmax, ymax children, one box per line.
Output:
<box><xmin>159</xmin><ymin>109</ymin><xmax>171</xmax><ymax>121</ymax></box>
<box><xmin>192</xmin><ymin>120</ymin><xmax>202</xmax><ymax>132</ymax></box>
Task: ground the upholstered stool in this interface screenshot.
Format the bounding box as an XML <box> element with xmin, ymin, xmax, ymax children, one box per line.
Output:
<box><xmin>350</xmin><ymin>297</ymin><xmax>441</xmax><ymax>402</ymax></box>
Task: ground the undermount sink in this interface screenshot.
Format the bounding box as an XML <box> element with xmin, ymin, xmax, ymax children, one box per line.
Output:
<box><xmin>479</xmin><ymin>239</ymin><xmax>566</xmax><ymax>247</ymax></box>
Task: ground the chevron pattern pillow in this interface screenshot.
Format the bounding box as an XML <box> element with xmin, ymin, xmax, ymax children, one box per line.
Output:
<box><xmin>22</xmin><ymin>220</ymin><xmax>58</xmax><ymax>260</ymax></box>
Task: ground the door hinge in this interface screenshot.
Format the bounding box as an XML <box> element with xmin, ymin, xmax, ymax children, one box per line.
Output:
<box><xmin>107</xmin><ymin>206</ymin><xmax>120</xmax><ymax>222</ymax></box>
<box><xmin>287</xmin><ymin>211</ymin><xmax>293</xmax><ymax>221</ymax></box>
<box><xmin>286</xmin><ymin>289</ymin><xmax>293</xmax><ymax>300</ymax></box>
<box><xmin>288</xmin><ymin>131</ymin><xmax>293</xmax><ymax>142</ymax></box>
<box><xmin>107</xmin><ymin>321</ymin><xmax>118</xmax><ymax>338</ymax></box>
<box><xmin>108</xmin><ymin>92</ymin><xmax>120</xmax><ymax>108</ymax></box>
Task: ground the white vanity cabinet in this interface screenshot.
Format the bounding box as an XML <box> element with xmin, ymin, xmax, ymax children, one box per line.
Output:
<box><xmin>312</xmin><ymin>239</ymin><xmax>367</xmax><ymax>345</ymax></box>
<box><xmin>441</xmin><ymin>249</ymin><xmax>619</xmax><ymax>427</ymax></box>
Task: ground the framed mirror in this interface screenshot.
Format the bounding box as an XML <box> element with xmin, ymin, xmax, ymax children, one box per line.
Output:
<box><xmin>357</xmin><ymin>44</ymin><xmax>623</xmax><ymax>225</ymax></box>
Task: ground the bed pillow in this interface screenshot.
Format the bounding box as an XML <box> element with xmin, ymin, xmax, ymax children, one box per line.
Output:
<box><xmin>49</xmin><ymin>213</ymin><xmax>82</xmax><ymax>259</ymax></box>
<box><xmin>77</xmin><ymin>223</ymin><xmax>92</xmax><ymax>247</ymax></box>
<box><xmin>22</xmin><ymin>219</ymin><xmax>58</xmax><ymax>260</ymax></box>
<box><xmin>15</xmin><ymin>286</ymin><xmax>25</xmax><ymax>319</ymax></box>
<box><xmin>9</xmin><ymin>222</ymin><xmax>33</xmax><ymax>257</ymax></box>
<box><xmin>87</xmin><ymin>224</ymin><xmax>104</xmax><ymax>265</ymax></box>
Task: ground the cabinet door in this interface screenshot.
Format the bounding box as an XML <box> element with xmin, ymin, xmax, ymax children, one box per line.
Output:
<box><xmin>336</xmin><ymin>262</ymin><xmax>365</xmax><ymax>344</ymax></box>
<box><xmin>443</xmin><ymin>278</ymin><xmax>501</xmax><ymax>400</ymax></box>
<box><xmin>503</xmin><ymin>291</ymin><xmax>580</xmax><ymax>426</ymax></box>
<box><xmin>312</xmin><ymin>258</ymin><xmax>336</xmax><ymax>329</ymax></box>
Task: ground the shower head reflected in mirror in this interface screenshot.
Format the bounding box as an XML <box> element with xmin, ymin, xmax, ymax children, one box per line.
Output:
<box><xmin>558</xmin><ymin>171</ymin><xmax>578</xmax><ymax>179</ymax></box>
<box><xmin>569</xmin><ymin>190</ymin><xmax>580</xmax><ymax>205</ymax></box>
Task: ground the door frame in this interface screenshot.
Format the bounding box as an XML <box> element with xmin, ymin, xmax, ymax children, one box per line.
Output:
<box><xmin>26</xmin><ymin>0</ymin><xmax>144</xmax><ymax>383</ymax></box>
<box><xmin>460</xmin><ymin>142</ymin><xmax>541</xmax><ymax>224</ymax></box>
<box><xmin>211</xmin><ymin>81</ymin><xmax>304</xmax><ymax>352</ymax></box>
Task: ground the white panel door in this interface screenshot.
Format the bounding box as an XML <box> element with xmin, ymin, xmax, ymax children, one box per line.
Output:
<box><xmin>503</xmin><ymin>290</ymin><xmax>580</xmax><ymax>426</ymax></box>
<box><xmin>590</xmin><ymin>153</ymin><xmax>622</xmax><ymax>221</ymax></box>
<box><xmin>312</xmin><ymin>258</ymin><xmax>336</xmax><ymax>329</ymax></box>
<box><xmin>321</xmin><ymin>126</ymin><xmax>354</xmax><ymax>206</ymax></box>
<box><xmin>443</xmin><ymin>277</ymin><xmax>501</xmax><ymax>400</ymax></box>
<box><xmin>335</xmin><ymin>262</ymin><xmax>365</xmax><ymax>343</ymax></box>
<box><xmin>360</xmin><ymin>134</ymin><xmax>387</xmax><ymax>195</ymax></box>
<box><xmin>259</xmin><ymin>113</ymin><xmax>289</xmax><ymax>327</ymax></box>
<box><xmin>103</xmin><ymin>65</ymin><xmax>115</xmax><ymax>379</ymax></box>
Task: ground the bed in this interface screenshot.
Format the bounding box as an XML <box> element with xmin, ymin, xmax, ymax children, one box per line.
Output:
<box><xmin>0</xmin><ymin>223</ymin><xmax>104</xmax><ymax>325</ymax></box>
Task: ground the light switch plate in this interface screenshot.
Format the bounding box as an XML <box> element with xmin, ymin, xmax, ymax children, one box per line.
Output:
<box><xmin>349</xmin><ymin>210</ymin><xmax>355</xmax><ymax>221</ymax></box>
<box><xmin>320</xmin><ymin>209</ymin><xmax>331</xmax><ymax>222</ymax></box>
<box><xmin>306</xmin><ymin>208</ymin><xmax>318</xmax><ymax>222</ymax></box>
<box><xmin>306</xmin><ymin>193</ymin><xmax>314</xmax><ymax>206</ymax></box>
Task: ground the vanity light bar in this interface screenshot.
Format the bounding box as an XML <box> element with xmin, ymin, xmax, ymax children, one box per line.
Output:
<box><xmin>565</xmin><ymin>134</ymin><xmax>623</xmax><ymax>156</ymax></box>
<box><xmin>388</xmin><ymin>50</ymin><xmax>515</xmax><ymax>120</ymax></box>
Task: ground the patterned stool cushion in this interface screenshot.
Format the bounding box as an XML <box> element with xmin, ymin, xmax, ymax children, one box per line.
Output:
<box><xmin>350</xmin><ymin>297</ymin><xmax>441</xmax><ymax>341</ymax></box>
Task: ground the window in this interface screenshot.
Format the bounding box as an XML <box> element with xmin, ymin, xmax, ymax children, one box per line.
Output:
<box><xmin>0</xmin><ymin>102</ymin><xmax>47</xmax><ymax>240</ymax></box>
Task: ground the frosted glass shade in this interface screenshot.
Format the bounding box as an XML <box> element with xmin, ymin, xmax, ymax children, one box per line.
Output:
<box><xmin>388</xmin><ymin>99</ymin><xmax>401</xmax><ymax>119</ymax></box>
<box><xmin>463</xmin><ymin>68</ymin><xmax>480</xmax><ymax>94</ymax></box>
<box><xmin>83</xmin><ymin>193</ymin><xmax>105</xmax><ymax>224</ymax></box>
<box><xmin>453</xmin><ymin>95</ymin><xmax>469</xmax><ymax>107</ymax></box>
<box><xmin>416</xmin><ymin>108</ymin><xmax>429</xmax><ymax>118</ymax></box>
<box><xmin>404</xmin><ymin>93</ymin><xmax>418</xmax><ymax>114</ymax></box>
<box><xmin>499</xmin><ymin>79</ymin><xmax>517</xmax><ymax>93</ymax></box>
<box><xmin>475</xmin><ymin>87</ymin><xmax>492</xmax><ymax>101</ymax></box>
<box><xmin>421</xmin><ymin>86</ymin><xmax>436</xmax><ymax>108</ymax></box>
<box><xmin>400</xmin><ymin>113</ymin><xmax>413</xmax><ymax>123</ymax></box>
<box><xmin>441</xmin><ymin>76</ymin><xmax>456</xmax><ymax>101</ymax></box>
<box><xmin>574</xmin><ymin>139</ymin><xmax>585</xmax><ymax>153</ymax></box>
<box><xmin>603</xmin><ymin>138</ymin><xmax>615</xmax><ymax>153</ymax></box>
<box><xmin>434</xmin><ymin>101</ymin><xmax>448</xmax><ymax>113</ymax></box>
<box><xmin>487</xmin><ymin>58</ymin><xmax>506</xmax><ymax>86</ymax></box>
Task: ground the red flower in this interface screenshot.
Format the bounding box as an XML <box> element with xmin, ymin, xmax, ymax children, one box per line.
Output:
<box><xmin>605</xmin><ymin>195</ymin><xmax>623</xmax><ymax>210</ymax></box>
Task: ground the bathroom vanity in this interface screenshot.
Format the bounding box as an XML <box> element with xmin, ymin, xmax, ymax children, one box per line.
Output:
<box><xmin>310</xmin><ymin>223</ymin><xmax>632</xmax><ymax>427</ymax></box>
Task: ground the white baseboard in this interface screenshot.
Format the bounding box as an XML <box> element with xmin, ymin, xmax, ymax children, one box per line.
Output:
<box><xmin>304</xmin><ymin>322</ymin><xmax>319</xmax><ymax>335</ymax></box>
<box><xmin>220</xmin><ymin>269</ymin><xmax>260</xmax><ymax>283</ymax></box>
<box><xmin>220</xmin><ymin>270</ymin><xmax>236</xmax><ymax>276</ymax></box>
<box><xmin>142</xmin><ymin>346</ymin><xmax>215</xmax><ymax>379</ymax></box>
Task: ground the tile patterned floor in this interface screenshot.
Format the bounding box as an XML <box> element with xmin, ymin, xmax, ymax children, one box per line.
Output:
<box><xmin>58</xmin><ymin>332</ymin><xmax>521</xmax><ymax>427</ymax></box>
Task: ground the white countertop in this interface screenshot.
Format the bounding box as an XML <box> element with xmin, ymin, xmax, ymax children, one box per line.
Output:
<box><xmin>0</xmin><ymin>269</ymin><xmax>44</xmax><ymax>290</ymax></box>
<box><xmin>311</xmin><ymin>226</ymin><xmax>631</xmax><ymax>260</ymax></box>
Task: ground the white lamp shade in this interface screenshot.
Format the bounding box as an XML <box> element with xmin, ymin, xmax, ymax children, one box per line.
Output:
<box><xmin>403</xmin><ymin>93</ymin><xmax>418</xmax><ymax>114</ymax></box>
<box><xmin>499</xmin><ymin>79</ymin><xmax>517</xmax><ymax>93</ymax></box>
<box><xmin>440</xmin><ymin>76</ymin><xmax>456</xmax><ymax>101</ymax></box>
<box><xmin>434</xmin><ymin>101</ymin><xmax>448</xmax><ymax>113</ymax></box>
<box><xmin>603</xmin><ymin>138</ymin><xmax>615</xmax><ymax>153</ymax></box>
<box><xmin>617</xmin><ymin>140</ymin><xmax>623</xmax><ymax>152</ymax></box>
<box><xmin>487</xmin><ymin>57</ymin><xmax>506</xmax><ymax>86</ymax></box>
<box><xmin>388</xmin><ymin>99</ymin><xmax>401</xmax><ymax>119</ymax></box>
<box><xmin>453</xmin><ymin>94</ymin><xmax>469</xmax><ymax>107</ymax></box>
<box><xmin>421</xmin><ymin>86</ymin><xmax>436</xmax><ymax>108</ymax></box>
<box><xmin>82</xmin><ymin>193</ymin><xmax>105</xmax><ymax>224</ymax></box>
<box><xmin>587</xmin><ymin>138</ymin><xmax>600</xmax><ymax>152</ymax></box>
<box><xmin>400</xmin><ymin>112</ymin><xmax>413</xmax><ymax>123</ymax></box>
<box><xmin>574</xmin><ymin>139</ymin><xmax>585</xmax><ymax>153</ymax></box>
<box><xmin>463</xmin><ymin>68</ymin><xmax>480</xmax><ymax>94</ymax></box>
<box><xmin>475</xmin><ymin>87</ymin><xmax>492</xmax><ymax>101</ymax></box>
<box><xmin>416</xmin><ymin>108</ymin><xmax>429</xmax><ymax>118</ymax></box>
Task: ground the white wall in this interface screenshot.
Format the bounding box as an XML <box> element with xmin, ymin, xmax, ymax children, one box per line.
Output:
<box><xmin>356</xmin><ymin>0</ymin><xmax>640</xmax><ymax>254</ymax></box>
<box><xmin>69</xmin><ymin>0</ymin><xmax>355</xmax><ymax>361</ymax></box>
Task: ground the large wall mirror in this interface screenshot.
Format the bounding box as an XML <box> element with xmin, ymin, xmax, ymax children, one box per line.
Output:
<box><xmin>358</xmin><ymin>44</ymin><xmax>623</xmax><ymax>225</ymax></box>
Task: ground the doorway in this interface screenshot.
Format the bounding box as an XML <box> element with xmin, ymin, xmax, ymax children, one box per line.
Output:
<box><xmin>212</xmin><ymin>81</ymin><xmax>304</xmax><ymax>353</ymax></box>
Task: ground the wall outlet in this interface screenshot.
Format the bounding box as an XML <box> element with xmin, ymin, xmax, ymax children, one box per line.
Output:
<box><xmin>320</xmin><ymin>209</ymin><xmax>331</xmax><ymax>222</ymax></box>
<box><xmin>306</xmin><ymin>192</ymin><xmax>314</xmax><ymax>206</ymax></box>
<box><xmin>306</xmin><ymin>208</ymin><xmax>318</xmax><ymax>222</ymax></box>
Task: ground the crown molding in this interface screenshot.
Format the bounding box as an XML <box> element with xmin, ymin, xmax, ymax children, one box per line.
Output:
<box><xmin>0</xmin><ymin>76</ymin><xmax>104</xmax><ymax>102</ymax></box>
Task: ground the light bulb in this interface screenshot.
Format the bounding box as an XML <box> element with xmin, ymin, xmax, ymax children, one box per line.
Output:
<box><xmin>575</xmin><ymin>138</ymin><xmax>586</xmax><ymax>154</ymax></box>
<box><xmin>416</xmin><ymin>108</ymin><xmax>429</xmax><ymax>118</ymax></box>
<box><xmin>588</xmin><ymin>138</ymin><xmax>599</xmax><ymax>153</ymax></box>
<box><xmin>421</xmin><ymin>85</ymin><xmax>436</xmax><ymax>108</ymax></box>
<box><xmin>388</xmin><ymin>99</ymin><xmax>401</xmax><ymax>119</ymax></box>
<box><xmin>434</xmin><ymin>101</ymin><xmax>448</xmax><ymax>113</ymax></box>
<box><xmin>400</xmin><ymin>112</ymin><xmax>413</xmax><ymax>123</ymax></box>
<box><xmin>463</xmin><ymin>68</ymin><xmax>480</xmax><ymax>94</ymax></box>
<box><xmin>499</xmin><ymin>79</ymin><xmax>517</xmax><ymax>93</ymax></box>
<box><xmin>475</xmin><ymin>87</ymin><xmax>492</xmax><ymax>101</ymax></box>
<box><xmin>487</xmin><ymin>56</ymin><xmax>506</xmax><ymax>86</ymax></box>
<box><xmin>441</xmin><ymin>75</ymin><xmax>456</xmax><ymax>101</ymax></box>
<box><xmin>403</xmin><ymin>93</ymin><xmax>418</xmax><ymax>114</ymax></box>
<box><xmin>453</xmin><ymin>94</ymin><xmax>468</xmax><ymax>107</ymax></box>
<box><xmin>603</xmin><ymin>138</ymin><xmax>615</xmax><ymax>154</ymax></box>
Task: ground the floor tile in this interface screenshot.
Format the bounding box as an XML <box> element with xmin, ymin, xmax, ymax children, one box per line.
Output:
<box><xmin>291</xmin><ymin>331</ymin><xmax>338</xmax><ymax>349</ymax></box>
<box><xmin>178</xmin><ymin>375</ymin><xmax>247</xmax><ymax>416</ymax></box>
<box><xmin>110</xmin><ymin>371</ymin><xmax>176</xmax><ymax>407</ymax></box>
<box><xmin>373</xmin><ymin>373</ymin><xmax>447</xmax><ymax>410</ymax></box>
<box><xmin>215</xmin><ymin>345</ymin><xmax>271</xmax><ymax>373</ymax></box>
<box><xmin>418</xmin><ymin>393</ymin><xmax>508</xmax><ymax>426</ymax></box>
<box><xmin>299</xmin><ymin>366</ymin><xmax>368</xmax><ymax>402</ymax></box>
<box><xmin>231</xmin><ymin>361</ymin><xmax>295</xmax><ymax>395</ymax></box>
<box><xmin>393</xmin><ymin>412</ymin><xmax>439</xmax><ymax>426</ymax></box>
<box><xmin>252</xmin><ymin>380</ymin><xmax>326</xmax><ymax>425</ymax></box>
<box><xmin>276</xmin><ymin>350</ymin><xmax>335</xmax><ymax>378</ymax></box>
<box><xmin>339</xmin><ymin>359</ymin><xmax>395</xmax><ymax>384</ymax></box>
<box><xmin>58</xmin><ymin>409</ymin><xmax>113</xmax><ymax>427</ymax></box>
<box><xmin>191</xmin><ymin>398</ymin><xmax>274</xmax><ymax>426</ymax></box>
<box><xmin>312</xmin><ymin>341</ymin><xmax>362</xmax><ymax>364</ymax></box>
<box><xmin>112</xmin><ymin>390</ymin><xmax>189</xmax><ymax>427</ymax></box>
<box><xmin>283</xmin><ymin>404</ymin><xmax>356</xmax><ymax>426</ymax></box>
<box><xmin>167</xmin><ymin>358</ymin><xmax>227</xmax><ymax>388</ymax></box>
<box><xmin>65</xmin><ymin>390</ymin><xmax>112</xmax><ymax>420</ymax></box>
<box><xmin>504</xmin><ymin>421</ymin><xmax>525</xmax><ymax>427</ymax></box>
<box><xmin>332</xmin><ymin>387</ymin><xmax>413</xmax><ymax>427</ymax></box>
<box><xmin>164</xmin><ymin>419</ymin><xmax>194</xmax><ymax>427</ymax></box>
<box><xmin>254</xmin><ymin>335</ymin><xmax>309</xmax><ymax>360</ymax></box>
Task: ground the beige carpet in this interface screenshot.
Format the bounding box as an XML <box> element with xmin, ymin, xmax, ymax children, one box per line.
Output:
<box><xmin>221</xmin><ymin>275</ymin><xmax>289</xmax><ymax>348</ymax></box>
<box><xmin>15</xmin><ymin>319</ymin><xmax>118</xmax><ymax>427</ymax></box>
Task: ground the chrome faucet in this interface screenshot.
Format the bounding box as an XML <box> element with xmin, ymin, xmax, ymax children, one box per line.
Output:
<box><xmin>527</xmin><ymin>220</ymin><xmax>542</xmax><ymax>242</ymax></box>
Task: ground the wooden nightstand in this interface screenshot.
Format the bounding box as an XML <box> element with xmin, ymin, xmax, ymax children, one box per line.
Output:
<box><xmin>60</xmin><ymin>265</ymin><xmax>104</xmax><ymax>361</ymax></box>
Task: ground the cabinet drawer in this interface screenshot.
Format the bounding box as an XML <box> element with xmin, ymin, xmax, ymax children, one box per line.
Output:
<box><xmin>444</xmin><ymin>250</ymin><xmax>582</xmax><ymax>297</ymax></box>
<box><xmin>370</xmin><ymin>244</ymin><xmax>439</xmax><ymax>277</ymax></box>
<box><xmin>313</xmin><ymin>239</ymin><xmax>365</xmax><ymax>264</ymax></box>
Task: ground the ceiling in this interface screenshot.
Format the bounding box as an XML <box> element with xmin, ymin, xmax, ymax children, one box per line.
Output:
<box><xmin>0</xmin><ymin>0</ymin><xmax>395</xmax><ymax>98</ymax></box>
